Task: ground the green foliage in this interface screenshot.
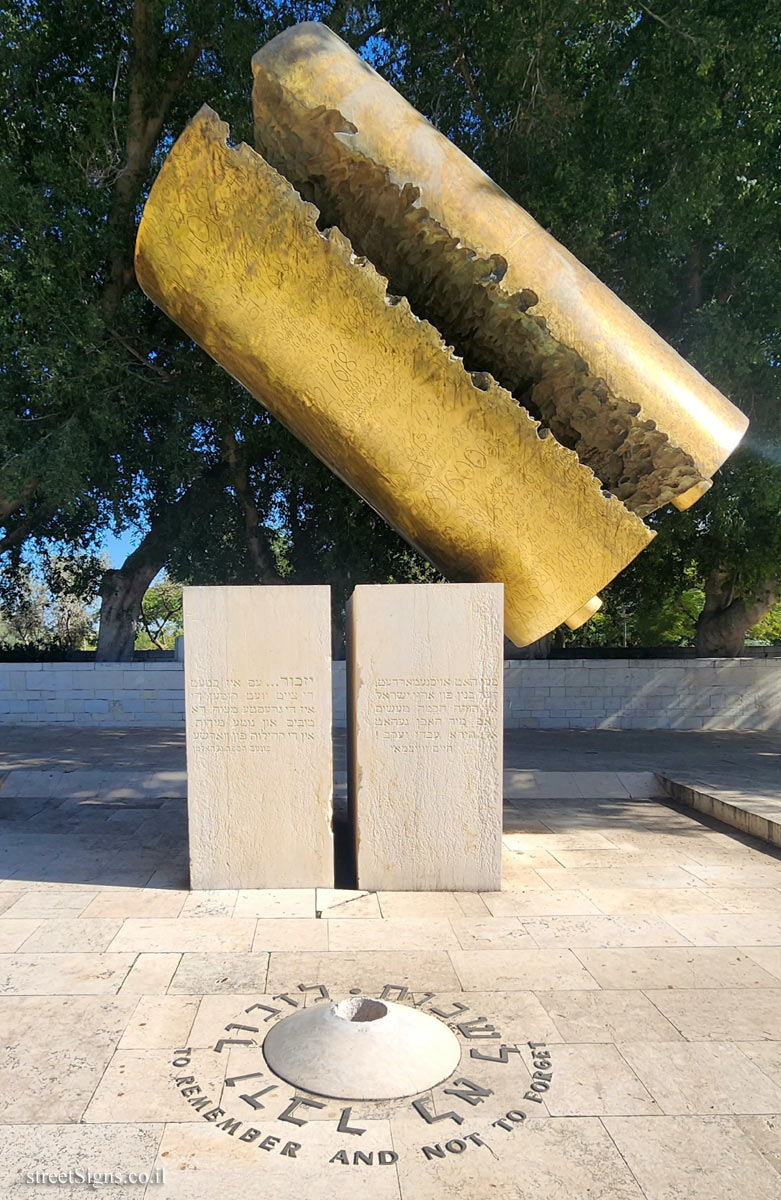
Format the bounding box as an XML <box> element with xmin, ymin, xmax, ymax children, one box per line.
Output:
<box><xmin>1</xmin><ymin>0</ymin><xmax>436</xmax><ymax>625</ymax></box>
<box><xmin>135</xmin><ymin>575</ymin><xmax>183</xmax><ymax>649</ymax></box>
<box><xmin>749</xmin><ymin>601</ymin><xmax>781</xmax><ymax>646</ymax></box>
<box><xmin>0</xmin><ymin>552</ymin><xmax>100</xmax><ymax>650</ymax></box>
<box><xmin>1</xmin><ymin>1</ymin><xmax>778</xmax><ymax>648</ymax></box>
<box><xmin>380</xmin><ymin>0</ymin><xmax>780</xmax><ymax>640</ymax></box>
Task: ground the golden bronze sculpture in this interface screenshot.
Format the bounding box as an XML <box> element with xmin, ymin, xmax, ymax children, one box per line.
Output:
<box><xmin>135</xmin><ymin>23</ymin><xmax>747</xmax><ymax>647</ymax></box>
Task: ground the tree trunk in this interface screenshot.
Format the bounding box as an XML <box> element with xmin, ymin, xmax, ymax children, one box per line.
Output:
<box><xmin>101</xmin><ymin>0</ymin><xmax>203</xmax><ymax>321</ymax></box>
<box><xmin>221</xmin><ymin>432</ymin><xmax>279</xmax><ymax>583</ymax></box>
<box><xmin>96</xmin><ymin>558</ymin><xmax>161</xmax><ymax>661</ymax></box>
<box><xmin>95</xmin><ymin>465</ymin><xmax>227</xmax><ymax>660</ymax></box>
<box><xmin>504</xmin><ymin>633</ymin><xmax>551</xmax><ymax>659</ymax></box>
<box><xmin>695</xmin><ymin>570</ymin><xmax>777</xmax><ymax>656</ymax></box>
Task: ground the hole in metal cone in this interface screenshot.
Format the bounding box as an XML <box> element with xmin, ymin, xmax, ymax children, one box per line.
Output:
<box><xmin>334</xmin><ymin>997</ymin><xmax>388</xmax><ymax>1022</ymax></box>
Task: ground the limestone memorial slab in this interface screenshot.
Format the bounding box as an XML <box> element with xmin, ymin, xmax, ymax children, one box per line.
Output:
<box><xmin>347</xmin><ymin>583</ymin><xmax>503</xmax><ymax>891</ymax></box>
<box><xmin>184</xmin><ymin>585</ymin><xmax>333</xmax><ymax>889</ymax></box>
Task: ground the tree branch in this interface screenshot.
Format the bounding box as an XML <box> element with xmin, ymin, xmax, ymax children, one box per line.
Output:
<box><xmin>108</xmin><ymin>327</ymin><xmax>174</xmax><ymax>379</ymax></box>
<box><xmin>222</xmin><ymin>431</ymin><xmax>279</xmax><ymax>583</ymax></box>
<box><xmin>101</xmin><ymin>0</ymin><xmax>204</xmax><ymax>320</ymax></box>
<box><xmin>638</xmin><ymin>3</ymin><xmax>698</xmax><ymax>46</ymax></box>
<box><xmin>440</xmin><ymin>0</ymin><xmax>496</xmax><ymax>142</ymax></box>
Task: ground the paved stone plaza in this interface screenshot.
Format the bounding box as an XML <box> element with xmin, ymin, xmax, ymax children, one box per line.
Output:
<box><xmin>1</xmin><ymin>728</ymin><xmax>780</xmax><ymax>1198</ymax></box>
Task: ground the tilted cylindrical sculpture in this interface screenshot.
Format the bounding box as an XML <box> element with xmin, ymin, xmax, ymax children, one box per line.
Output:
<box><xmin>135</xmin><ymin>108</ymin><xmax>655</xmax><ymax>646</ymax></box>
<box><xmin>251</xmin><ymin>23</ymin><xmax>747</xmax><ymax>518</ymax></box>
<box><xmin>134</xmin><ymin>23</ymin><xmax>748</xmax><ymax>645</ymax></box>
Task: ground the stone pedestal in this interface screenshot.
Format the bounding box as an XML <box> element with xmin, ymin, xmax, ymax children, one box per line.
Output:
<box><xmin>184</xmin><ymin>586</ymin><xmax>333</xmax><ymax>889</ymax></box>
<box><xmin>347</xmin><ymin>583</ymin><xmax>503</xmax><ymax>891</ymax></box>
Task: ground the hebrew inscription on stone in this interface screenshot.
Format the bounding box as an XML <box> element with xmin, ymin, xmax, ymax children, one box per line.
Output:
<box><xmin>183</xmin><ymin>585</ymin><xmax>333</xmax><ymax>889</ymax></box>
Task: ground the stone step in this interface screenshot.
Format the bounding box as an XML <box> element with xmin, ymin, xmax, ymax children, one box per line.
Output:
<box><xmin>660</xmin><ymin>776</ymin><xmax>781</xmax><ymax>848</ymax></box>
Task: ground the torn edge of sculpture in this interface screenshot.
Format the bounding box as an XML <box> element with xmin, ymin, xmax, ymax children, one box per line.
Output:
<box><xmin>134</xmin><ymin>21</ymin><xmax>748</xmax><ymax>648</ymax></box>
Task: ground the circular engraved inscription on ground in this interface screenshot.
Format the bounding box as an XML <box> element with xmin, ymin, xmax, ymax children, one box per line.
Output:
<box><xmin>168</xmin><ymin>981</ymin><xmax>557</xmax><ymax>1168</ymax></box>
<box><xmin>262</xmin><ymin>995</ymin><xmax>462</xmax><ymax>1099</ymax></box>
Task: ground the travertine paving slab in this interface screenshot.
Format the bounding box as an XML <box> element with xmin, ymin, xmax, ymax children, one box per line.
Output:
<box><xmin>734</xmin><ymin>945</ymin><xmax>781</xmax><ymax>984</ymax></box>
<box><xmin>180</xmin><ymin>890</ymin><xmax>238</xmax><ymax>917</ymax></box>
<box><xmin>456</xmin><ymin>989</ymin><xmax>563</xmax><ymax>1043</ymax></box>
<box><xmin>504</xmin><ymin>770</ymin><xmax>590</xmax><ymax>799</ymax></box>
<box><xmin>118</xmin><ymin>994</ymin><xmax>199</xmax><ymax>1049</ymax></box>
<box><xmin>0</xmin><ymin>952</ymin><xmax>134</xmax><ymax>995</ymax></box>
<box><xmin>391</xmin><ymin>1115</ymin><xmax>645</xmax><ymax>1200</ymax></box>
<box><xmin>327</xmin><ymin>918</ymin><xmax>458</xmax><ymax>952</ymax></box>
<box><xmin>706</xmin><ymin>887</ymin><xmax>781</xmax><ymax>913</ymax></box>
<box><xmin>481</xmin><ymin>890</ymin><xmax>601</xmax><ymax>917</ymax></box>
<box><xmin>575</xmin><ymin>947</ymin><xmax>779</xmax><ymax>989</ymax></box>
<box><xmin>429</xmin><ymin>1042</ymin><xmax>541</xmax><ymax>1116</ymax></box>
<box><xmin>234</xmin><ymin>889</ymin><xmax>316</xmax><ymax>918</ymax></box>
<box><xmin>267</xmin><ymin>951</ymin><xmax>461</xmax><ymax>992</ymax></box>
<box><xmin>118</xmin><ymin>952</ymin><xmax>180</xmax><ymax>995</ymax></box>
<box><xmin>80</xmin><ymin>888</ymin><xmax>187</xmax><ymax>918</ymax></box>
<box><xmin>453</xmin><ymin>892</ymin><xmax>491</xmax><ymax>916</ymax></box>
<box><xmin>252</xmin><ymin>918</ymin><xmax>329</xmax><ymax>952</ymax></box>
<box><xmin>539</xmin><ymin>866</ymin><xmax>704</xmax><ymax>890</ymax></box>
<box><xmin>498</xmin><ymin>859</ymin><xmax>555</xmax><ymax>890</ymax></box>
<box><xmin>595</xmin><ymin>830</ymin><xmax>720</xmax><ymax>852</ymax></box>
<box><xmin>733</xmin><ymin>1115</ymin><xmax>781</xmax><ymax>1175</ymax></box>
<box><xmin>583</xmin><ymin>887</ymin><xmax>725</xmax><ymax>915</ymax></box>
<box><xmin>149</xmin><ymin>1119</ymin><xmax>402</xmax><ymax>1200</ymax></box>
<box><xmin>0</xmin><ymin>995</ymin><xmax>137</xmax><ymax>1122</ymax></box>
<box><xmin>501</xmin><ymin>846</ymin><xmax>563</xmax><ymax>870</ymax></box>
<box><xmin>84</xmin><ymin>1048</ymin><xmax>224</xmax><ymax>1123</ymax></box>
<box><xmin>0</xmin><ymin>1123</ymin><xmax>162</xmax><ymax>1199</ymax></box>
<box><xmin>108</xmin><ymin>917</ymin><xmax>256</xmax><ymax>953</ymax></box>
<box><xmin>449</xmin><ymin>948</ymin><xmax>600</xmax><ymax>991</ymax></box>
<box><xmin>20</xmin><ymin>918</ymin><xmax>122</xmax><ymax>953</ymax></box>
<box><xmin>737</xmin><ymin>1041</ymin><xmax>781</xmax><ymax>1086</ymax></box>
<box><xmin>541</xmin><ymin>1044</ymin><xmax>660</xmax><ymax>1115</ymax></box>
<box><xmin>5</xmin><ymin>735</ymin><xmax>781</xmax><ymax>1198</ymax></box>
<box><xmin>168</xmin><ymin>953</ymin><xmax>269</xmax><ymax>994</ymax></box>
<box><xmin>672</xmin><ymin>843</ymin><xmax>774</xmax><ymax>866</ymax></box>
<box><xmin>537</xmin><ymin>990</ymin><xmax>682</xmax><ymax>1043</ymax></box>
<box><xmin>501</xmin><ymin>852</ymin><xmax>560</xmax><ymax>888</ymax></box>
<box><xmin>663</xmin><ymin>912</ymin><xmax>781</xmax><ymax>945</ymax></box>
<box><xmin>503</xmin><ymin>831</ymin><xmax>617</xmax><ymax>852</ymax></box>
<box><xmin>646</xmin><ymin>989</ymin><xmax>781</xmax><ymax>1040</ymax></box>
<box><xmin>545</xmin><ymin>849</ymin><xmax>700</xmax><ymax>870</ymax></box>
<box><xmin>681</xmin><ymin>861</ymin><xmax>781</xmax><ymax>887</ymax></box>
<box><xmin>2</xmin><ymin>891</ymin><xmax>98</xmax><ymax>918</ymax></box>
<box><xmin>450</xmin><ymin>918</ymin><xmax>537</xmax><ymax>950</ymax></box>
<box><xmin>377</xmin><ymin>892</ymin><xmax>467</xmax><ymax>918</ymax></box>
<box><xmin>0</xmin><ymin>875</ymin><xmax>146</xmax><ymax>894</ymax></box>
<box><xmin>501</xmin><ymin>809</ymin><xmax>555</xmax><ymax>834</ymax></box>
<box><xmin>517</xmin><ymin>915</ymin><xmax>687</xmax><ymax>948</ymax></box>
<box><xmin>315</xmin><ymin>889</ymin><xmax>381</xmax><ymax>918</ymax></box>
<box><xmin>605</xmin><ymin>1115</ymin><xmax>781</xmax><ymax>1200</ymax></box>
<box><xmin>618</xmin><ymin>1041</ymin><xmax>781</xmax><ymax>1114</ymax></box>
<box><xmin>145</xmin><ymin>863</ymin><xmax>189</xmax><ymax>889</ymax></box>
<box><xmin>186</xmin><ymin>992</ymin><xmax>271</xmax><ymax>1047</ymax></box>
<box><xmin>0</xmin><ymin>919</ymin><xmax>40</xmax><ymax>951</ymax></box>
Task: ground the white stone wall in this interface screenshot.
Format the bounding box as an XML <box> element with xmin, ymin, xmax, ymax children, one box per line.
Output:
<box><xmin>0</xmin><ymin>662</ymin><xmax>186</xmax><ymax>727</ymax></box>
<box><xmin>503</xmin><ymin>659</ymin><xmax>781</xmax><ymax>732</ymax></box>
<box><xmin>0</xmin><ymin>658</ymin><xmax>779</xmax><ymax>731</ymax></box>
